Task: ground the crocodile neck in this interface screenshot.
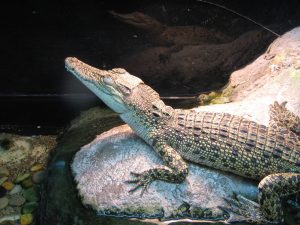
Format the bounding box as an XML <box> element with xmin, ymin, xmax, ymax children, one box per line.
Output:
<box><xmin>120</xmin><ymin>83</ymin><xmax>175</xmax><ymax>143</ymax></box>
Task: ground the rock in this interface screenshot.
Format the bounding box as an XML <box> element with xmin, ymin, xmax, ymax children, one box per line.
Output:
<box><xmin>0</xmin><ymin>134</ymin><xmax>56</xmax><ymax>183</ymax></box>
<box><xmin>8</xmin><ymin>193</ymin><xmax>26</xmax><ymax>206</ymax></box>
<box><xmin>0</xmin><ymin>167</ymin><xmax>10</xmax><ymax>177</ymax></box>
<box><xmin>0</xmin><ymin>176</ymin><xmax>8</xmax><ymax>185</ymax></box>
<box><xmin>22</xmin><ymin>202</ymin><xmax>38</xmax><ymax>214</ymax></box>
<box><xmin>0</xmin><ymin>205</ymin><xmax>21</xmax><ymax>219</ymax></box>
<box><xmin>32</xmin><ymin>171</ymin><xmax>46</xmax><ymax>184</ymax></box>
<box><xmin>23</xmin><ymin>187</ymin><xmax>39</xmax><ymax>202</ymax></box>
<box><xmin>0</xmin><ymin>214</ymin><xmax>20</xmax><ymax>223</ymax></box>
<box><xmin>72</xmin><ymin>125</ymin><xmax>257</xmax><ymax>219</ymax></box>
<box><xmin>118</xmin><ymin>30</ymin><xmax>274</xmax><ymax>95</ymax></box>
<box><xmin>14</xmin><ymin>173</ymin><xmax>31</xmax><ymax>184</ymax></box>
<box><xmin>205</xmin><ymin>27</ymin><xmax>300</xmax><ymax>122</ymax></box>
<box><xmin>20</xmin><ymin>213</ymin><xmax>33</xmax><ymax>225</ymax></box>
<box><xmin>21</xmin><ymin>178</ymin><xmax>34</xmax><ymax>189</ymax></box>
<box><xmin>221</xmin><ymin>27</ymin><xmax>300</xmax><ymax>102</ymax></box>
<box><xmin>40</xmin><ymin>108</ymin><xmax>132</xmax><ymax>225</ymax></box>
<box><xmin>2</xmin><ymin>181</ymin><xmax>14</xmax><ymax>191</ymax></box>
<box><xmin>9</xmin><ymin>185</ymin><xmax>22</xmax><ymax>195</ymax></box>
<box><xmin>30</xmin><ymin>163</ymin><xmax>44</xmax><ymax>172</ymax></box>
<box><xmin>0</xmin><ymin>186</ymin><xmax>7</xmax><ymax>198</ymax></box>
<box><xmin>0</xmin><ymin>197</ymin><xmax>9</xmax><ymax>210</ymax></box>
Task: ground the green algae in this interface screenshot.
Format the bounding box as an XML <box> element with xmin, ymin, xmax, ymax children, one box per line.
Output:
<box><xmin>102</xmin><ymin>205</ymin><xmax>164</xmax><ymax>218</ymax></box>
<box><xmin>289</xmin><ymin>69</ymin><xmax>300</xmax><ymax>79</ymax></box>
<box><xmin>198</xmin><ymin>90</ymin><xmax>231</xmax><ymax>106</ymax></box>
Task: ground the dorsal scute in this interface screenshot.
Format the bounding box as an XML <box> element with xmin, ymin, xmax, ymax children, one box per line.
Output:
<box><xmin>138</xmin><ymin>84</ymin><xmax>161</xmax><ymax>100</ymax></box>
<box><xmin>110</xmin><ymin>68</ymin><xmax>144</xmax><ymax>90</ymax></box>
<box><xmin>128</xmin><ymin>84</ymin><xmax>168</xmax><ymax>116</ymax></box>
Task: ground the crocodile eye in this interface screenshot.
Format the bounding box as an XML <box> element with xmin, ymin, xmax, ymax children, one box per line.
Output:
<box><xmin>103</xmin><ymin>76</ymin><xmax>114</xmax><ymax>85</ymax></box>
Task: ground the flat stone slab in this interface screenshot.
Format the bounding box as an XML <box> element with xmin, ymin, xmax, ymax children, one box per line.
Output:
<box><xmin>72</xmin><ymin>125</ymin><xmax>257</xmax><ymax>220</ymax></box>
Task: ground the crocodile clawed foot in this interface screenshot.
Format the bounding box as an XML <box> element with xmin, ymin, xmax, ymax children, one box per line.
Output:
<box><xmin>220</xmin><ymin>194</ymin><xmax>269</xmax><ymax>224</ymax></box>
<box><xmin>126</xmin><ymin>171</ymin><xmax>153</xmax><ymax>196</ymax></box>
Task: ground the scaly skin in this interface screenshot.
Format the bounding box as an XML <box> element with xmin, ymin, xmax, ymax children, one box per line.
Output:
<box><xmin>65</xmin><ymin>57</ymin><xmax>300</xmax><ymax>223</ymax></box>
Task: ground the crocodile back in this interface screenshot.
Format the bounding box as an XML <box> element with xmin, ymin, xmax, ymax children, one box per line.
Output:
<box><xmin>166</xmin><ymin>109</ymin><xmax>300</xmax><ymax>180</ymax></box>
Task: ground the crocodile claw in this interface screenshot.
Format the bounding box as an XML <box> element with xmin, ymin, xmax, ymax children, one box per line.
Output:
<box><xmin>220</xmin><ymin>194</ymin><xmax>269</xmax><ymax>224</ymax></box>
<box><xmin>126</xmin><ymin>171</ymin><xmax>153</xmax><ymax>196</ymax></box>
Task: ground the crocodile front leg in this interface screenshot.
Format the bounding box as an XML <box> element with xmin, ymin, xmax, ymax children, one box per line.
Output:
<box><xmin>225</xmin><ymin>173</ymin><xmax>300</xmax><ymax>223</ymax></box>
<box><xmin>127</xmin><ymin>138</ymin><xmax>188</xmax><ymax>195</ymax></box>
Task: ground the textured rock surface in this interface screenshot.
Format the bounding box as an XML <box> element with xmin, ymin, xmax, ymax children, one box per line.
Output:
<box><xmin>222</xmin><ymin>27</ymin><xmax>300</xmax><ymax>103</ymax></box>
<box><xmin>72</xmin><ymin>125</ymin><xmax>257</xmax><ymax>219</ymax></box>
<box><xmin>39</xmin><ymin>108</ymin><xmax>146</xmax><ymax>225</ymax></box>
<box><xmin>196</xmin><ymin>27</ymin><xmax>300</xmax><ymax>125</ymax></box>
<box><xmin>0</xmin><ymin>134</ymin><xmax>56</xmax><ymax>181</ymax></box>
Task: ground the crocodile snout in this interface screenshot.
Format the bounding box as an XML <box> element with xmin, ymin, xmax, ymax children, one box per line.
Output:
<box><xmin>65</xmin><ymin>57</ymin><xmax>79</xmax><ymax>70</ymax></box>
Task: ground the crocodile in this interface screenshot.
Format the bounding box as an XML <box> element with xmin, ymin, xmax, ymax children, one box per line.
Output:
<box><xmin>65</xmin><ymin>57</ymin><xmax>300</xmax><ymax>223</ymax></box>
<box><xmin>109</xmin><ymin>11</ymin><xmax>232</xmax><ymax>46</ymax></box>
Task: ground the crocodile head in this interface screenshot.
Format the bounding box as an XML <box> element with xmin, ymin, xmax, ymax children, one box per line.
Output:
<box><xmin>65</xmin><ymin>57</ymin><xmax>146</xmax><ymax>114</ymax></box>
<box><xmin>65</xmin><ymin>57</ymin><xmax>169</xmax><ymax>117</ymax></box>
<box><xmin>109</xmin><ymin>11</ymin><xmax>165</xmax><ymax>33</ymax></box>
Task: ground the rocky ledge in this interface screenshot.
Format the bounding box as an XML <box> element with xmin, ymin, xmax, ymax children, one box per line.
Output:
<box><xmin>72</xmin><ymin>124</ymin><xmax>257</xmax><ymax>220</ymax></box>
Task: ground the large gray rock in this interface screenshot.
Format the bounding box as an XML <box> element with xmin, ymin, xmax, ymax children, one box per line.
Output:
<box><xmin>72</xmin><ymin>125</ymin><xmax>257</xmax><ymax>219</ymax></box>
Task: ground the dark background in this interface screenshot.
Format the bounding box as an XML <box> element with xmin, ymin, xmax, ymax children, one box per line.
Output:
<box><xmin>1</xmin><ymin>0</ymin><xmax>300</xmax><ymax>134</ymax></box>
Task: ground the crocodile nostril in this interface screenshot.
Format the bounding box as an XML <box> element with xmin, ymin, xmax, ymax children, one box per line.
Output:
<box><xmin>65</xmin><ymin>57</ymin><xmax>79</xmax><ymax>69</ymax></box>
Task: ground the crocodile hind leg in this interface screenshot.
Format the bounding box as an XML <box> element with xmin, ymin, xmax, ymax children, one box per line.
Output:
<box><xmin>269</xmin><ymin>101</ymin><xmax>300</xmax><ymax>135</ymax></box>
<box><xmin>258</xmin><ymin>173</ymin><xmax>300</xmax><ymax>222</ymax></box>
<box><xmin>126</xmin><ymin>138</ymin><xmax>188</xmax><ymax>195</ymax></box>
<box><xmin>223</xmin><ymin>102</ymin><xmax>300</xmax><ymax>223</ymax></box>
<box><xmin>224</xmin><ymin>173</ymin><xmax>300</xmax><ymax>223</ymax></box>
